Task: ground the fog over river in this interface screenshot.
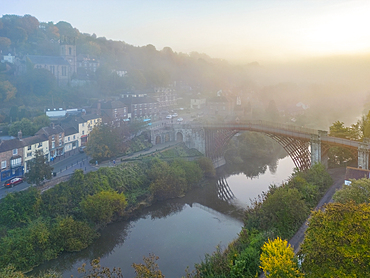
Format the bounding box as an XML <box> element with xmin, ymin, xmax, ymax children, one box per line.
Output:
<box><xmin>31</xmin><ymin>157</ymin><xmax>294</xmax><ymax>278</ymax></box>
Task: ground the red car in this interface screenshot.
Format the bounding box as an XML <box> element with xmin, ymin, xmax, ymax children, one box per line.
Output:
<box><xmin>4</xmin><ymin>177</ymin><xmax>24</xmax><ymax>188</ymax></box>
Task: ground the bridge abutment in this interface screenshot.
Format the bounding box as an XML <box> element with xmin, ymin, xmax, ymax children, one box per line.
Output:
<box><xmin>358</xmin><ymin>141</ymin><xmax>369</xmax><ymax>169</ymax></box>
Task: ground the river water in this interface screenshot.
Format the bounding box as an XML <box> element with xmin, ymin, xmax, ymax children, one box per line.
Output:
<box><xmin>31</xmin><ymin>156</ymin><xmax>294</xmax><ymax>278</ymax></box>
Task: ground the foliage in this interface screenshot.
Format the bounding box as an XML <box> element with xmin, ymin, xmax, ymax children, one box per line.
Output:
<box><xmin>0</xmin><ymin>187</ymin><xmax>41</xmax><ymax>228</ymax></box>
<box><xmin>260</xmin><ymin>237</ymin><xmax>303</xmax><ymax>278</ymax></box>
<box><xmin>85</xmin><ymin>124</ymin><xmax>120</xmax><ymax>161</ymax></box>
<box><xmin>8</xmin><ymin>118</ymin><xmax>37</xmax><ymax>136</ymax></box>
<box><xmin>0</xmin><ymin>265</ymin><xmax>61</xmax><ymax>278</ymax></box>
<box><xmin>25</xmin><ymin>150</ymin><xmax>54</xmax><ymax>186</ymax></box>
<box><xmin>77</xmin><ymin>258</ymin><xmax>123</xmax><ymax>278</ymax></box>
<box><xmin>0</xmin><ymin>80</ymin><xmax>17</xmax><ymax>101</ymax></box>
<box><xmin>80</xmin><ymin>190</ymin><xmax>127</xmax><ymax>225</ymax></box>
<box><xmin>299</xmin><ymin>202</ymin><xmax>370</xmax><ymax>277</ymax></box>
<box><xmin>333</xmin><ymin>178</ymin><xmax>370</xmax><ymax>204</ymax></box>
<box><xmin>52</xmin><ymin>216</ymin><xmax>97</xmax><ymax>252</ymax></box>
<box><xmin>132</xmin><ymin>253</ymin><xmax>164</xmax><ymax>278</ymax></box>
<box><xmin>196</xmin><ymin>157</ymin><xmax>216</xmax><ymax>178</ymax></box>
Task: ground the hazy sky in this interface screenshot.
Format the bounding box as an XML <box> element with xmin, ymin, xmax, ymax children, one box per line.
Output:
<box><xmin>2</xmin><ymin>0</ymin><xmax>370</xmax><ymax>62</ymax></box>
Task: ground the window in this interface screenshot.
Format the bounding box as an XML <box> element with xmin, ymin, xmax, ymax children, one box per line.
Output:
<box><xmin>82</xmin><ymin>130</ymin><xmax>85</xmax><ymax>135</ymax></box>
<box><xmin>28</xmin><ymin>145</ymin><xmax>31</xmax><ymax>150</ymax></box>
<box><xmin>27</xmin><ymin>152</ymin><xmax>32</xmax><ymax>157</ymax></box>
<box><xmin>68</xmin><ymin>136</ymin><xmax>70</xmax><ymax>142</ymax></box>
<box><xmin>52</xmin><ymin>142</ymin><xmax>55</xmax><ymax>149</ymax></box>
<box><xmin>73</xmin><ymin>135</ymin><xmax>76</xmax><ymax>140</ymax></box>
<box><xmin>38</xmin><ymin>142</ymin><xmax>42</xmax><ymax>148</ymax></box>
<box><xmin>62</xmin><ymin>66</ymin><xmax>67</xmax><ymax>76</ymax></box>
<box><xmin>50</xmin><ymin>66</ymin><xmax>55</xmax><ymax>75</ymax></box>
<box><xmin>59</xmin><ymin>133</ymin><xmax>62</xmax><ymax>139</ymax></box>
<box><xmin>59</xmin><ymin>141</ymin><xmax>62</xmax><ymax>146</ymax></box>
<box><xmin>13</xmin><ymin>149</ymin><xmax>17</xmax><ymax>155</ymax></box>
<box><xmin>1</xmin><ymin>161</ymin><xmax>6</xmax><ymax>169</ymax></box>
<box><xmin>52</xmin><ymin>136</ymin><xmax>55</xmax><ymax>141</ymax></box>
<box><xmin>11</xmin><ymin>158</ymin><xmax>21</xmax><ymax>168</ymax></box>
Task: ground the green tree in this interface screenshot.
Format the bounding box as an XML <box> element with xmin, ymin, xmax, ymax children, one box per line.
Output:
<box><xmin>260</xmin><ymin>237</ymin><xmax>303</xmax><ymax>278</ymax></box>
<box><xmin>25</xmin><ymin>150</ymin><xmax>53</xmax><ymax>186</ymax></box>
<box><xmin>80</xmin><ymin>190</ymin><xmax>127</xmax><ymax>225</ymax></box>
<box><xmin>196</xmin><ymin>157</ymin><xmax>216</xmax><ymax>177</ymax></box>
<box><xmin>0</xmin><ymin>80</ymin><xmax>16</xmax><ymax>101</ymax></box>
<box><xmin>85</xmin><ymin>124</ymin><xmax>119</xmax><ymax>161</ymax></box>
<box><xmin>8</xmin><ymin>118</ymin><xmax>36</xmax><ymax>136</ymax></box>
<box><xmin>33</xmin><ymin>115</ymin><xmax>51</xmax><ymax>130</ymax></box>
<box><xmin>299</xmin><ymin>202</ymin><xmax>370</xmax><ymax>277</ymax></box>
<box><xmin>333</xmin><ymin>178</ymin><xmax>370</xmax><ymax>204</ymax></box>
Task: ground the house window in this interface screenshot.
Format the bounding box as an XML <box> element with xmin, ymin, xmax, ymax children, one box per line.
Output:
<box><xmin>62</xmin><ymin>66</ymin><xmax>67</xmax><ymax>76</ymax></box>
<box><xmin>52</xmin><ymin>142</ymin><xmax>55</xmax><ymax>149</ymax></box>
<box><xmin>27</xmin><ymin>152</ymin><xmax>32</xmax><ymax>157</ymax></box>
<box><xmin>50</xmin><ymin>66</ymin><xmax>55</xmax><ymax>75</ymax></box>
<box><xmin>1</xmin><ymin>161</ymin><xmax>6</xmax><ymax>169</ymax></box>
<box><xmin>28</xmin><ymin>145</ymin><xmax>31</xmax><ymax>150</ymax></box>
<box><xmin>82</xmin><ymin>130</ymin><xmax>85</xmax><ymax>135</ymax></box>
<box><xmin>68</xmin><ymin>136</ymin><xmax>70</xmax><ymax>142</ymax></box>
<box><xmin>11</xmin><ymin>158</ymin><xmax>22</xmax><ymax>168</ymax></box>
<box><xmin>38</xmin><ymin>142</ymin><xmax>42</xmax><ymax>148</ymax></box>
<box><xmin>52</xmin><ymin>136</ymin><xmax>55</xmax><ymax>141</ymax></box>
<box><xmin>73</xmin><ymin>135</ymin><xmax>75</xmax><ymax>140</ymax></box>
<box><xmin>59</xmin><ymin>141</ymin><xmax>62</xmax><ymax>146</ymax></box>
<box><xmin>59</xmin><ymin>133</ymin><xmax>62</xmax><ymax>139</ymax></box>
<box><xmin>13</xmin><ymin>149</ymin><xmax>17</xmax><ymax>155</ymax></box>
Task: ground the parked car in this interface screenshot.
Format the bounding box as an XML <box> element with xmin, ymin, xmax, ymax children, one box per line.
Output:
<box><xmin>79</xmin><ymin>146</ymin><xmax>86</xmax><ymax>153</ymax></box>
<box><xmin>172</xmin><ymin>113</ymin><xmax>178</xmax><ymax>117</ymax></box>
<box><xmin>166</xmin><ymin>115</ymin><xmax>172</xmax><ymax>119</ymax></box>
<box><xmin>4</xmin><ymin>177</ymin><xmax>24</xmax><ymax>188</ymax></box>
<box><xmin>177</xmin><ymin>117</ymin><xmax>183</xmax><ymax>122</ymax></box>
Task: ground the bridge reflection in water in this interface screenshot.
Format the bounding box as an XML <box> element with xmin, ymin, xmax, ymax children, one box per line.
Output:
<box><xmin>217</xmin><ymin>177</ymin><xmax>235</xmax><ymax>203</ymax></box>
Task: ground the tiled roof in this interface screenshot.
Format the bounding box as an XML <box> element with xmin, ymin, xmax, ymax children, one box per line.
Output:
<box><xmin>36</xmin><ymin>125</ymin><xmax>64</xmax><ymax>136</ymax></box>
<box><xmin>26</xmin><ymin>55</ymin><xmax>70</xmax><ymax>66</ymax></box>
<box><xmin>22</xmin><ymin>134</ymin><xmax>48</xmax><ymax>145</ymax></box>
<box><xmin>0</xmin><ymin>138</ymin><xmax>24</xmax><ymax>152</ymax></box>
<box><xmin>81</xmin><ymin>114</ymin><xmax>101</xmax><ymax>121</ymax></box>
<box><xmin>64</xmin><ymin>126</ymin><xmax>78</xmax><ymax>136</ymax></box>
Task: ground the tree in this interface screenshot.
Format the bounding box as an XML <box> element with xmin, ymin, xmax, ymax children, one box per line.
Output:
<box><xmin>85</xmin><ymin>124</ymin><xmax>119</xmax><ymax>161</ymax></box>
<box><xmin>25</xmin><ymin>150</ymin><xmax>53</xmax><ymax>186</ymax></box>
<box><xmin>8</xmin><ymin>118</ymin><xmax>36</xmax><ymax>136</ymax></box>
<box><xmin>260</xmin><ymin>237</ymin><xmax>303</xmax><ymax>278</ymax></box>
<box><xmin>80</xmin><ymin>190</ymin><xmax>127</xmax><ymax>225</ymax></box>
<box><xmin>299</xmin><ymin>202</ymin><xmax>370</xmax><ymax>277</ymax></box>
<box><xmin>132</xmin><ymin>254</ymin><xmax>164</xmax><ymax>278</ymax></box>
<box><xmin>333</xmin><ymin>178</ymin><xmax>370</xmax><ymax>204</ymax></box>
<box><xmin>0</xmin><ymin>80</ymin><xmax>16</xmax><ymax>101</ymax></box>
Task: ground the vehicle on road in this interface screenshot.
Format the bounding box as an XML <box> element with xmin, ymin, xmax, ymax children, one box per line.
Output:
<box><xmin>177</xmin><ymin>117</ymin><xmax>183</xmax><ymax>122</ymax></box>
<box><xmin>79</xmin><ymin>146</ymin><xmax>86</xmax><ymax>153</ymax></box>
<box><xmin>4</xmin><ymin>177</ymin><xmax>24</xmax><ymax>188</ymax></box>
<box><xmin>172</xmin><ymin>113</ymin><xmax>178</xmax><ymax>117</ymax></box>
<box><xmin>166</xmin><ymin>115</ymin><xmax>172</xmax><ymax>119</ymax></box>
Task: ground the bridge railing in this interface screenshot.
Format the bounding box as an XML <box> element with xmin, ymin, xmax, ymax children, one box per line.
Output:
<box><xmin>198</xmin><ymin>120</ymin><xmax>320</xmax><ymax>135</ymax></box>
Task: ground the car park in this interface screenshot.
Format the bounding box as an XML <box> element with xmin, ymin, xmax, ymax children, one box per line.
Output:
<box><xmin>4</xmin><ymin>177</ymin><xmax>24</xmax><ymax>188</ymax></box>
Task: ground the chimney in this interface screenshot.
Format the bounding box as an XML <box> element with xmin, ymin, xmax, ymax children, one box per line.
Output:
<box><xmin>18</xmin><ymin>130</ymin><xmax>22</xmax><ymax>140</ymax></box>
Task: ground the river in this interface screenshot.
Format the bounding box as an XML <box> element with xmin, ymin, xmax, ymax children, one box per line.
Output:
<box><xmin>31</xmin><ymin>156</ymin><xmax>294</xmax><ymax>278</ymax></box>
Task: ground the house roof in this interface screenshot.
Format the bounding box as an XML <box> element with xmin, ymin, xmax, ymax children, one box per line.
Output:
<box><xmin>64</xmin><ymin>126</ymin><xmax>79</xmax><ymax>136</ymax></box>
<box><xmin>22</xmin><ymin>134</ymin><xmax>48</xmax><ymax>146</ymax></box>
<box><xmin>36</xmin><ymin>125</ymin><xmax>64</xmax><ymax>136</ymax></box>
<box><xmin>81</xmin><ymin>114</ymin><xmax>101</xmax><ymax>121</ymax></box>
<box><xmin>0</xmin><ymin>138</ymin><xmax>24</xmax><ymax>152</ymax></box>
<box><xmin>26</xmin><ymin>55</ymin><xmax>70</xmax><ymax>66</ymax></box>
<box><xmin>345</xmin><ymin>167</ymin><xmax>370</xmax><ymax>180</ymax></box>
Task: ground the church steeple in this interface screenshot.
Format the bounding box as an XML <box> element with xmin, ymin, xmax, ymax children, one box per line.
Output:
<box><xmin>60</xmin><ymin>36</ymin><xmax>77</xmax><ymax>74</ymax></box>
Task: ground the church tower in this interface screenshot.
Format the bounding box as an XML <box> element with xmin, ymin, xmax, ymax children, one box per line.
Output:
<box><xmin>60</xmin><ymin>37</ymin><xmax>77</xmax><ymax>74</ymax></box>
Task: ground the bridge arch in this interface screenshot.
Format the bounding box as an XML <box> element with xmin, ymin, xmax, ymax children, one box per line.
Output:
<box><xmin>155</xmin><ymin>135</ymin><xmax>162</xmax><ymax>144</ymax></box>
<box><xmin>176</xmin><ymin>132</ymin><xmax>183</xmax><ymax>142</ymax></box>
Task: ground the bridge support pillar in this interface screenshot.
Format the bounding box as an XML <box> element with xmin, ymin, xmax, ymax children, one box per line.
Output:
<box><xmin>310</xmin><ymin>134</ymin><xmax>321</xmax><ymax>166</ymax></box>
<box><xmin>358</xmin><ymin>141</ymin><xmax>369</xmax><ymax>170</ymax></box>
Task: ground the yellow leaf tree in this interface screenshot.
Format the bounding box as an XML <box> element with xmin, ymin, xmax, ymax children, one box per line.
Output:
<box><xmin>260</xmin><ymin>237</ymin><xmax>303</xmax><ymax>278</ymax></box>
